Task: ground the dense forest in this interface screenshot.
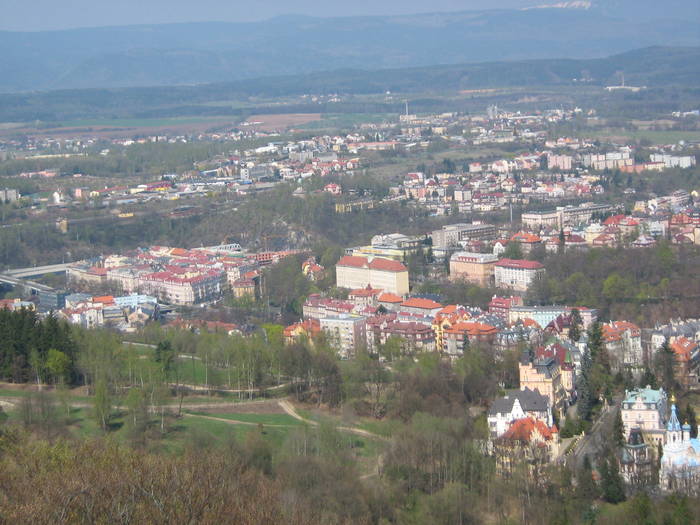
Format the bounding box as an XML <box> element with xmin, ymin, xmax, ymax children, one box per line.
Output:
<box><xmin>526</xmin><ymin>243</ymin><xmax>700</xmax><ymax>324</ymax></box>
<box><xmin>0</xmin><ymin>309</ymin><xmax>77</xmax><ymax>384</ymax></box>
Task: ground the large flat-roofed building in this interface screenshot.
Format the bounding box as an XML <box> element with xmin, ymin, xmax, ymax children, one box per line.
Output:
<box><xmin>449</xmin><ymin>251</ymin><xmax>498</xmax><ymax>286</ymax></box>
<box><xmin>336</xmin><ymin>255</ymin><xmax>409</xmax><ymax>296</ymax></box>
<box><xmin>431</xmin><ymin>223</ymin><xmax>497</xmax><ymax>253</ymax></box>
<box><xmin>495</xmin><ymin>259</ymin><xmax>545</xmax><ymax>292</ymax></box>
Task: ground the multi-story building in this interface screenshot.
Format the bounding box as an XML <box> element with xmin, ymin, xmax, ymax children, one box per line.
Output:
<box><xmin>320</xmin><ymin>314</ymin><xmax>367</xmax><ymax>358</ymax></box>
<box><xmin>488</xmin><ymin>387</ymin><xmax>552</xmax><ymax>438</ymax></box>
<box><xmin>495</xmin><ymin>259</ymin><xmax>545</xmax><ymax>292</ymax></box>
<box><xmin>141</xmin><ymin>270</ymin><xmax>224</xmax><ymax>305</ymax></box>
<box><xmin>519</xmin><ymin>355</ymin><xmax>565</xmax><ymax>412</ymax></box>
<box><xmin>449</xmin><ymin>251</ymin><xmax>498</xmax><ymax>286</ymax></box>
<box><xmin>443</xmin><ymin>321</ymin><xmax>499</xmax><ymax>357</ymax></box>
<box><xmin>603</xmin><ymin>321</ymin><xmax>644</xmax><ymax>373</ymax></box>
<box><xmin>335</xmin><ymin>255</ymin><xmax>409</xmax><ymax>296</ymax></box>
<box><xmin>302</xmin><ymin>295</ymin><xmax>355</xmax><ymax>320</ymax></box>
<box><xmin>621</xmin><ymin>387</ymin><xmax>668</xmax><ymax>445</ymax></box>
<box><xmin>488</xmin><ymin>295</ymin><xmax>524</xmax><ymax>320</ymax></box>
<box><xmin>508</xmin><ymin>306</ymin><xmax>566</xmax><ymax>329</ymax></box>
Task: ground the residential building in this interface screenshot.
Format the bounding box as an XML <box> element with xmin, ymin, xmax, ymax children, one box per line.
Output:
<box><xmin>669</xmin><ymin>337</ymin><xmax>700</xmax><ymax>388</ymax></box>
<box><xmin>493</xmin><ymin>417</ymin><xmax>560</xmax><ymax>478</ymax></box>
<box><xmin>284</xmin><ymin>319</ymin><xmax>321</xmax><ymax>345</ymax></box>
<box><xmin>320</xmin><ymin>314</ymin><xmax>367</xmax><ymax>358</ymax></box>
<box><xmin>519</xmin><ymin>355</ymin><xmax>566</xmax><ymax>412</ymax></box>
<box><xmin>621</xmin><ymin>387</ymin><xmax>668</xmax><ymax>445</ymax></box>
<box><xmin>488</xmin><ymin>295</ymin><xmax>524</xmax><ymax>320</ymax></box>
<box><xmin>443</xmin><ymin>321</ymin><xmax>498</xmax><ymax>357</ymax></box>
<box><xmin>488</xmin><ymin>387</ymin><xmax>552</xmax><ymax>438</ymax></box>
<box><xmin>508</xmin><ymin>305</ymin><xmax>567</xmax><ymax>330</ymax></box>
<box><xmin>619</xmin><ymin>428</ymin><xmax>656</xmax><ymax>488</ymax></box>
<box><xmin>602</xmin><ymin>321</ymin><xmax>644</xmax><ymax>373</ymax></box>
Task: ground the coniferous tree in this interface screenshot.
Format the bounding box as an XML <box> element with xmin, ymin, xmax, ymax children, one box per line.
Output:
<box><xmin>600</xmin><ymin>452</ymin><xmax>626</xmax><ymax>504</ymax></box>
<box><xmin>654</xmin><ymin>342</ymin><xmax>678</xmax><ymax>393</ymax></box>
<box><xmin>578</xmin><ymin>348</ymin><xmax>594</xmax><ymax>421</ymax></box>
<box><xmin>613</xmin><ymin>409</ymin><xmax>625</xmax><ymax>447</ymax></box>
<box><xmin>577</xmin><ymin>455</ymin><xmax>599</xmax><ymax>502</ymax></box>
<box><xmin>639</xmin><ymin>367</ymin><xmax>658</xmax><ymax>389</ymax></box>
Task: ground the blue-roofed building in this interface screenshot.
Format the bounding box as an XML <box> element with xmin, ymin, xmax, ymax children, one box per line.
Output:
<box><xmin>659</xmin><ymin>402</ymin><xmax>700</xmax><ymax>493</ymax></box>
<box><xmin>621</xmin><ymin>386</ymin><xmax>668</xmax><ymax>446</ymax></box>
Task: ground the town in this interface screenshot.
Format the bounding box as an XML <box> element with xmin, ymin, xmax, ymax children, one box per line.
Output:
<box><xmin>1</xmin><ymin>4</ymin><xmax>700</xmax><ymax>523</ymax></box>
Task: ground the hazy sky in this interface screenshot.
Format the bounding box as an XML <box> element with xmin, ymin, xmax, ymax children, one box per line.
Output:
<box><xmin>0</xmin><ymin>0</ymin><xmax>537</xmax><ymax>31</ymax></box>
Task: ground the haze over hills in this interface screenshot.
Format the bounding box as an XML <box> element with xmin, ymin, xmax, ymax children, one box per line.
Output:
<box><xmin>1</xmin><ymin>46</ymin><xmax>698</xmax><ymax>123</ymax></box>
<box><xmin>1</xmin><ymin>0</ymin><xmax>698</xmax><ymax>93</ymax></box>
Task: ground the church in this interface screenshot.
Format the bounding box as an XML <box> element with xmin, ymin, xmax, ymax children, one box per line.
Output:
<box><xmin>659</xmin><ymin>401</ymin><xmax>700</xmax><ymax>494</ymax></box>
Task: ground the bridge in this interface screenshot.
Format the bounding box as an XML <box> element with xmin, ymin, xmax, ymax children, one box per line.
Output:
<box><xmin>0</xmin><ymin>262</ymin><xmax>72</xmax><ymax>295</ymax></box>
<box><xmin>0</xmin><ymin>274</ymin><xmax>55</xmax><ymax>294</ymax></box>
<box><xmin>4</xmin><ymin>263</ymin><xmax>71</xmax><ymax>279</ymax></box>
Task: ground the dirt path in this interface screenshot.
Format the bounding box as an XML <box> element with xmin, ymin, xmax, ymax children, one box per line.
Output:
<box><xmin>182</xmin><ymin>413</ymin><xmax>291</xmax><ymax>428</ymax></box>
<box><xmin>277</xmin><ymin>400</ymin><xmax>387</xmax><ymax>441</ymax></box>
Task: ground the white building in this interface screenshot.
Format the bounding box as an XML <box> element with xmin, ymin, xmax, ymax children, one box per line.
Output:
<box><xmin>487</xmin><ymin>387</ymin><xmax>552</xmax><ymax>438</ymax></box>
<box><xmin>335</xmin><ymin>255</ymin><xmax>409</xmax><ymax>296</ymax></box>
<box><xmin>660</xmin><ymin>402</ymin><xmax>700</xmax><ymax>493</ymax></box>
<box><xmin>494</xmin><ymin>259</ymin><xmax>545</xmax><ymax>292</ymax></box>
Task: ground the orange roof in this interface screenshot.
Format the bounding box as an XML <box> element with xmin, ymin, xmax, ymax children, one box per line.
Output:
<box><xmin>350</xmin><ymin>286</ymin><xmax>382</xmax><ymax>297</ymax></box>
<box><xmin>670</xmin><ymin>337</ymin><xmax>698</xmax><ymax>363</ymax></box>
<box><xmin>284</xmin><ymin>319</ymin><xmax>321</xmax><ymax>338</ymax></box>
<box><xmin>401</xmin><ymin>297</ymin><xmax>443</xmax><ymax>310</ymax></box>
<box><xmin>170</xmin><ymin>248</ymin><xmax>188</xmax><ymax>256</ymax></box>
<box><xmin>368</xmin><ymin>257</ymin><xmax>408</xmax><ymax>273</ymax></box>
<box><xmin>378</xmin><ymin>293</ymin><xmax>403</xmax><ymax>303</ymax></box>
<box><xmin>445</xmin><ymin>321</ymin><xmax>497</xmax><ymax>337</ymax></box>
<box><xmin>501</xmin><ymin>417</ymin><xmax>557</xmax><ymax>443</ymax></box>
<box><xmin>511</xmin><ymin>231</ymin><xmax>541</xmax><ymax>244</ymax></box>
<box><xmin>92</xmin><ymin>295</ymin><xmax>114</xmax><ymax>304</ymax></box>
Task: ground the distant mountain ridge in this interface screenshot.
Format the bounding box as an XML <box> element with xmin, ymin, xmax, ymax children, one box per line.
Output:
<box><xmin>0</xmin><ymin>1</ymin><xmax>698</xmax><ymax>93</ymax></box>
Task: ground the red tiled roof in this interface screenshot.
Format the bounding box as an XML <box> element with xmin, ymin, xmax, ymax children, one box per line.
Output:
<box><xmin>337</xmin><ymin>255</ymin><xmax>369</xmax><ymax>268</ymax></box>
<box><xmin>496</xmin><ymin>258</ymin><xmax>544</xmax><ymax>270</ymax></box>
<box><xmin>368</xmin><ymin>257</ymin><xmax>408</xmax><ymax>272</ymax></box>
<box><xmin>401</xmin><ymin>297</ymin><xmax>443</xmax><ymax>310</ymax></box>
<box><xmin>378</xmin><ymin>293</ymin><xmax>403</xmax><ymax>303</ymax></box>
